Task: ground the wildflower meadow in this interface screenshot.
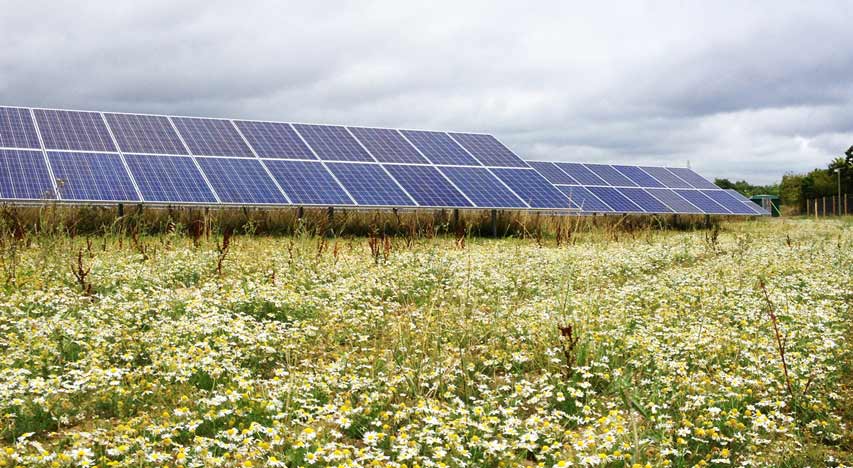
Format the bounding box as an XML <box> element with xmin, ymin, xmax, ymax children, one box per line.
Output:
<box><xmin>0</xmin><ymin>217</ymin><xmax>851</xmax><ymax>467</ymax></box>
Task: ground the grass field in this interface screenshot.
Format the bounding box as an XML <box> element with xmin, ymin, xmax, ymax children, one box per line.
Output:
<box><xmin>0</xmin><ymin>217</ymin><xmax>851</xmax><ymax>467</ymax></box>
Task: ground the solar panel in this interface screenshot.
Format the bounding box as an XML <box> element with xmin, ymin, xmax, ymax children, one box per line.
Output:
<box><xmin>491</xmin><ymin>168</ymin><xmax>573</xmax><ymax>208</ymax></box>
<box><xmin>645</xmin><ymin>189</ymin><xmax>703</xmax><ymax>214</ymax></box>
<box><xmin>700</xmin><ymin>190</ymin><xmax>756</xmax><ymax>214</ymax></box>
<box><xmin>724</xmin><ymin>189</ymin><xmax>768</xmax><ymax>215</ymax></box>
<box><xmin>383</xmin><ymin>164</ymin><xmax>472</xmax><ymax>207</ymax></box>
<box><xmin>617</xmin><ymin>187</ymin><xmax>673</xmax><ymax>213</ymax></box>
<box><xmin>586</xmin><ymin>186</ymin><xmax>644</xmax><ymax>212</ymax></box>
<box><xmin>48</xmin><ymin>152</ymin><xmax>139</xmax><ymax>201</ymax></box>
<box><xmin>0</xmin><ymin>107</ymin><xmax>41</xmax><ymax>149</ymax></box>
<box><xmin>557</xmin><ymin>185</ymin><xmax>613</xmax><ymax>212</ymax></box>
<box><xmin>104</xmin><ymin>113</ymin><xmax>188</xmax><ymax>155</ymax></box>
<box><xmin>292</xmin><ymin>124</ymin><xmax>374</xmax><ymax>162</ymax></box>
<box><xmin>326</xmin><ymin>163</ymin><xmax>415</xmax><ymax>206</ymax></box>
<box><xmin>438</xmin><ymin>166</ymin><xmax>527</xmax><ymax>208</ymax></box>
<box><xmin>667</xmin><ymin>167</ymin><xmax>719</xmax><ymax>189</ymax></box>
<box><xmin>195</xmin><ymin>157</ymin><xmax>287</xmax><ymax>204</ymax></box>
<box><xmin>124</xmin><ymin>154</ymin><xmax>217</xmax><ymax>203</ymax></box>
<box><xmin>639</xmin><ymin>166</ymin><xmax>692</xmax><ymax>188</ymax></box>
<box><xmin>34</xmin><ymin>110</ymin><xmax>116</xmax><ymax>152</ymax></box>
<box><xmin>400</xmin><ymin>130</ymin><xmax>481</xmax><ymax>166</ymax></box>
<box><xmin>449</xmin><ymin>133</ymin><xmax>528</xmax><ymax>167</ymax></box>
<box><xmin>0</xmin><ymin>149</ymin><xmax>55</xmax><ymax>199</ymax></box>
<box><xmin>723</xmin><ymin>189</ymin><xmax>750</xmax><ymax>202</ymax></box>
<box><xmin>263</xmin><ymin>160</ymin><xmax>354</xmax><ymax>206</ymax></box>
<box><xmin>528</xmin><ymin>161</ymin><xmax>578</xmax><ymax>185</ymax></box>
<box><xmin>584</xmin><ymin>164</ymin><xmax>637</xmax><ymax>187</ymax></box>
<box><xmin>612</xmin><ymin>165</ymin><xmax>665</xmax><ymax>188</ymax></box>
<box><xmin>553</xmin><ymin>162</ymin><xmax>607</xmax><ymax>185</ymax></box>
<box><xmin>171</xmin><ymin>117</ymin><xmax>254</xmax><ymax>157</ymax></box>
<box><xmin>674</xmin><ymin>189</ymin><xmax>730</xmax><ymax>214</ymax></box>
<box><xmin>233</xmin><ymin>121</ymin><xmax>316</xmax><ymax>159</ymax></box>
<box><xmin>349</xmin><ymin>127</ymin><xmax>428</xmax><ymax>164</ymax></box>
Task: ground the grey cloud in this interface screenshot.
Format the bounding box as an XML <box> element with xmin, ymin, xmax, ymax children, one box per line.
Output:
<box><xmin>1</xmin><ymin>0</ymin><xmax>851</xmax><ymax>184</ymax></box>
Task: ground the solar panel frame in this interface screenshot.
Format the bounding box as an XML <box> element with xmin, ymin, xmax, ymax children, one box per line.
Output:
<box><xmin>700</xmin><ymin>190</ymin><xmax>757</xmax><ymax>214</ymax></box>
<box><xmin>638</xmin><ymin>166</ymin><xmax>693</xmax><ymax>188</ymax></box>
<box><xmin>583</xmin><ymin>164</ymin><xmax>638</xmax><ymax>187</ymax></box>
<box><xmin>586</xmin><ymin>186</ymin><xmax>645</xmax><ymax>212</ymax></box>
<box><xmin>262</xmin><ymin>159</ymin><xmax>355</xmax><ymax>206</ymax></box>
<box><xmin>0</xmin><ymin>107</ymin><xmax>42</xmax><ymax>149</ymax></box>
<box><xmin>449</xmin><ymin>133</ymin><xmax>529</xmax><ymax>168</ymax></box>
<box><xmin>612</xmin><ymin>165</ymin><xmax>666</xmax><ymax>188</ymax></box>
<box><xmin>0</xmin><ymin>149</ymin><xmax>56</xmax><ymax>200</ymax></box>
<box><xmin>233</xmin><ymin>120</ymin><xmax>317</xmax><ymax>159</ymax></box>
<box><xmin>674</xmin><ymin>189</ymin><xmax>731</xmax><ymax>214</ymax></box>
<box><xmin>124</xmin><ymin>154</ymin><xmax>218</xmax><ymax>203</ymax></box>
<box><xmin>47</xmin><ymin>151</ymin><xmax>141</xmax><ymax>202</ymax></box>
<box><xmin>438</xmin><ymin>166</ymin><xmax>528</xmax><ymax>208</ymax></box>
<box><xmin>491</xmin><ymin>168</ymin><xmax>574</xmax><ymax>209</ymax></box>
<box><xmin>292</xmin><ymin>124</ymin><xmax>375</xmax><ymax>162</ymax></box>
<box><xmin>348</xmin><ymin>127</ymin><xmax>429</xmax><ymax>164</ymax></box>
<box><xmin>171</xmin><ymin>117</ymin><xmax>255</xmax><ymax>157</ymax></box>
<box><xmin>553</xmin><ymin>162</ymin><xmax>608</xmax><ymax>185</ymax></box>
<box><xmin>644</xmin><ymin>188</ymin><xmax>704</xmax><ymax>214</ymax></box>
<box><xmin>556</xmin><ymin>185</ymin><xmax>614</xmax><ymax>212</ymax></box>
<box><xmin>667</xmin><ymin>167</ymin><xmax>720</xmax><ymax>189</ymax></box>
<box><xmin>382</xmin><ymin>164</ymin><xmax>473</xmax><ymax>208</ymax></box>
<box><xmin>104</xmin><ymin>113</ymin><xmax>189</xmax><ymax>155</ymax></box>
<box><xmin>616</xmin><ymin>187</ymin><xmax>673</xmax><ymax>213</ymax></box>
<box><xmin>528</xmin><ymin>161</ymin><xmax>578</xmax><ymax>185</ymax></box>
<box><xmin>326</xmin><ymin>162</ymin><xmax>416</xmax><ymax>207</ymax></box>
<box><xmin>34</xmin><ymin>109</ymin><xmax>117</xmax><ymax>152</ymax></box>
<box><xmin>195</xmin><ymin>157</ymin><xmax>289</xmax><ymax>205</ymax></box>
<box><xmin>399</xmin><ymin>130</ymin><xmax>482</xmax><ymax>166</ymax></box>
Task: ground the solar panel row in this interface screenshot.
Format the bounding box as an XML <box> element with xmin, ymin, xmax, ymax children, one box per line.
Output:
<box><xmin>0</xmin><ymin>106</ymin><xmax>766</xmax><ymax>215</ymax></box>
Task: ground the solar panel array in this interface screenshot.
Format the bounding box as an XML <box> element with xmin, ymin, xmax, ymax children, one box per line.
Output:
<box><xmin>0</xmin><ymin>105</ymin><xmax>765</xmax><ymax>215</ymax></box>
<box><xmin>528</xmin><ymin>161</ymin><xmax>768</xmax><ymax>215</ymax></box>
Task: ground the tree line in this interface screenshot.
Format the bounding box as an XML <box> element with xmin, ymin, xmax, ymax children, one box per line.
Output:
<box><xmin>714</xmin><ymin>146</ymin><xmax>852</xmax><ymax>210</ymax></box>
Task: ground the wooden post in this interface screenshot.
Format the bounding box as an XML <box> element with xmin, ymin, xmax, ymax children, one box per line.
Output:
<box><xmin>832</xmin><ymin>196</ymin><xmax>836</xmax><ymax>216</ymax></box>
<box><xmin>814</xmin><ymin>199</ymin><xmax>818</xmax><ymax>220</ymax></box>
<box><xmin>822</xmin><ymin>197</ymin><xmax>826</xmax><ymax>217</ymax></box>
<box><xmin>452</xmin><ymin>209</ymin><xmax>459</xmax><ymax>231</ymax></box>
<box><xmin>326</xmin><ymin>207</ymin><xmax>334</xmax><ymax>236</ymax></box>
<box><xmin>117</xmin><ymin>203</ymin><xmax>124</xmax><ymax>217</ymax></box>
<box><xmin>490</xmin><ymin>209</ymin><xmax>498</xmax><ymax>237</ymax></box>
<box><xmin>296</xmin><ymin>206</ymin><xmax>304</xmax><ymax>220</ymax></box>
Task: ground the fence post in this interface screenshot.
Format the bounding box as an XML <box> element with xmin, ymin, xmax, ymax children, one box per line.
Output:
<box><xmin>815</xmin><ymin>199</ymin><xmax>818</xmax><ymax>220</ymax></box>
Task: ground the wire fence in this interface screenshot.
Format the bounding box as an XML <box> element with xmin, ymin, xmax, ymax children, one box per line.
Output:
<box><xmin>804</xmin><ymin>194</ymin><xmax>851</xmax><ymax>216</ymax></box>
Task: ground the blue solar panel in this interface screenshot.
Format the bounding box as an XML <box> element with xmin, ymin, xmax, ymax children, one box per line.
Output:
<box><xmin>48</xmin><ymin>152</ymin><xmax>139</xmax><ymax>201</ymax></box>
<box><xmin>292</xmin><ymin>124</ymin><xmax>374</xmax><ymax>162</ymax></box>
<box><xmin>700</xmin><ymin>190</ymin><xmax>755</xmax><ymax>214</ymax></box>
<box><xmin>196</xmin><ymin>157</ymin><xmax>287</xmax><ymax>204</ymax></box>
<box><xmin>104</xmin><ymin>113</ymin><xmax>188</xmax><ymax>155</ymax></box>
<box><xmin>449</xmin><ymin>133</ymin><xmax>528</xmax><ymax>167</ymax></box>
<box><xmin>723</xmin><ymin>190</ymin><xmax>767</xmax><ymax>215</ymax></box>
<box><xmin>264</xmin><ymin>160</ymin><xmax>354</xmax><ymax>205</ymax></box>
<box><xmin>674</xmin><ymin>190</ymin><xmax>729</xmax><ymax>214</ymax></box>
<box><xmin>587</xmin><ymin>187</ymin><xmax>643</xmax><ymax>212</ymax></box>
<box><xmin>124</xmin><ymin>154</ymin><xmax>216</xmax><ymax>203</ymax></box>
<box><xmin>234</xmin><ymin>121</ymin><xmax>316</xmax><ymax>159</ymax></box>
<box><xmin>645</xmin><ymin>189</ymin><xmax>703</xmax><ymax>214</ymax></box>
<box><xmin>0</xmin><ymin>150</ymin><xmax>55</xmax><ymax>199</ymax></box>
<box><xmin>617</xmin><ymin>187</ymin><xmax>672</xmax><ymax>213</ymax></box>
<box><xmin>491</xmin><ymin>168</ymin><xmax>573</xmax><ymax>208</ymax></box>
<box><xmin>34</xmin><ymin>110</ymin><xmax>116</xmax><ymax>152</ymax></box>
<box><xmin>584</xmin><ymin>164</ymin><xmax>637</xmax><ymax>187</ymax></box>
<box><xmin>639</xmin><ymin>166</ymin><xmax>692</xmax><ymax>188</ymax></box>
<box><xmin>383</xmin><ymin>164</ymin><xmax>472</xmax><ymax>207</ymax></box>
<box><xmin>557</xmin><ymin>186</ymin><xmax>613</xmax><ymax>212</ymax></box>
<box><xmin>400</xmin><ymin>130</ymin><xmax>481</xmax><ymax>166</ymax></box>
<box><xmin>171</xmin><ymin>117</ymin><xmax>254</xmax><ymax>157</ymax></box>
<box><xmin>612</xmin><ymin>165</ymin><xmax>665</xmax><ymax>188</ymax></box>
<box><xmin>349</xmin><ymin>127</ymin><xmax>428</xmax><ymax>164</ymax></box>
<box><xmin>0</xmin><ymin>107</ymin><xmax>41</xmax><ymax>149</ymax></box>
<box><xmin>528</xmin><ymin>161</ymin><xmax>577</xmax><ymax>185</ymax></box>
<box><xmin>667</xmin><ymin>167</ymin><xmax>719</xmax><ymax>189</ymax></box>
<box><xmin>326</xmin><ymin>163</ymin><xmax>415</xmax><ymax>206</ymax></box>
<box><xmin>438</xmin><ymin>166</ymin><xmax>526</xmax><ymax>208</ymax></box>
<box><xmin>554</xmin><ymin>163</ymin><xmax>607</xmax><ymax>185</ymax></box>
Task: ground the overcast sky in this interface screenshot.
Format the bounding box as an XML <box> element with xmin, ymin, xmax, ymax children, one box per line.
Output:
<box><xmin>1</xmin><ymin>1</ymin><xmax>851</xmax><ymax>184</ymax></box>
